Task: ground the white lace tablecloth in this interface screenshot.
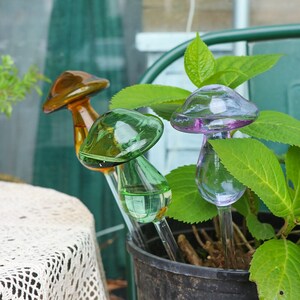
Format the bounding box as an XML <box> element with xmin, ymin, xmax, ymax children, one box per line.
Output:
<box><xmin>0</xmin><ymin>181</ymin><xmax>109</xmax><ymax>300</ymax></box>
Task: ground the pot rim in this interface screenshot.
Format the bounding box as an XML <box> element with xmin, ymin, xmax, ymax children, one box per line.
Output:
<box><xmin>127</xmin><ymin>236</ymin><xmax>251</xmax><ymax>282</ymax></box>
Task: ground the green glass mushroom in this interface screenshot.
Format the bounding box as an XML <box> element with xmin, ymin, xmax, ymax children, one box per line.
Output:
<box><xmin>79</xmin><ymin>109</ymin><xmax>183</xmax><ymax>262</ymax></box>
<box><xmin>79</xmin><ymin>108</ymin><xmax>164</xmax><ymax>168</ymax></box>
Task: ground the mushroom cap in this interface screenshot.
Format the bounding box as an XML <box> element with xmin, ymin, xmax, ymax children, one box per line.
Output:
<box><xmin>78</xmin><ymin>108</ymin><xmax>163</xmax><ymax>168</ymax></box>
<box><xmin>170</xmin><ymin>84</ymin><xmax>259</xmax><ymax>134</ymax></box>
<box><xmin>43</xmin><ymin>70</ymin><xmax>110</xmax><ymax>113</ymax></box>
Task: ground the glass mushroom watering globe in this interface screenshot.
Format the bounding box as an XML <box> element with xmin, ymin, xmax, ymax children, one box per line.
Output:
<box><xmin>171</xmin><ymin>84</ymin><xmax>259</xmax><ymax>269</ymax></box>
<box><xmin>42</xmin><ymin>70</ymin><xmax>147</xmax><ymax>249</ymax></box>
<box><xmin>79</xmin><ymin>108</ymin><xmax>183</xmax><ymax>262</ymax></box>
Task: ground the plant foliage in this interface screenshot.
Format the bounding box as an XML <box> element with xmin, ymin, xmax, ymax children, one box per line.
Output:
<box><xmin>110</xmin><ymin>33</ymin><xmax>300</xmax><ymax>299</ymax></box>
<box><xmin>110</xmin><ymin>33</ymin><xmax>281</xmax><ymax>120</ymax></box>
<box><xmin>165</xmin><ymin>165</ymin><xmax>217</xmax><ymax>223</ymax></box>
<box><xmin>0</xmin><ymin>55</ymin><xmax>49</xmax><ymax>117</ymax></box>
<box><xmin>250</xmin><ymin>239</ymin><xmax>300</xmax><ymax>299</ymax></box>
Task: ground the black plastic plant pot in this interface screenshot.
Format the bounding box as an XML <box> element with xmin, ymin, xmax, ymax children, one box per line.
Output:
<box><xmin>127</xmin><ymin>218</ymin><xmax>259</xmax><ymax>300</ymax></box>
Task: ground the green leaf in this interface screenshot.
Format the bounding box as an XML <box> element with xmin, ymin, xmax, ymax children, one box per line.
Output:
<box><xmin>234</xmin><ymin>193</ymin><xmax>275</xmax><ymax>240</ymax></box>
<box><xmin>250</xmin><ymin>239</ymin><xmax>300</xmax><ymax>300</ymax></box>
<box><xmin>199</xmin><ymin>69</ymin><xmax>248</xmax><ymax>88</ymax></box>
<box><xmin>234</xmin><ymin>189</ymin><xmax>260</xmax><ymax>216</ymax></box>
<box><xmin>184</xmin><ymin>33</ymin><xmax>216</xmax><ymax>87</ymax></box>
<box><xmin>211</xmin><ymin>54</ymin><xmax>282</xmax><ymax>88</ymax></box>
<box><xmin>246</xmin><ymin>214</ymin><xmax>275</xmax><ymax>240</ymax></box>
<box><xmin>0</xmin><ymin>55</ymin><xmax>49</xmax><ymax>117</ymax></box>
<box><xmin>286</xmin><ymin>146</ymin><xmax>300</xmax><ymax>215</ymax></box>
<box><xmin>210</xmin><ymin>138</ymin><xmax>293</xmax><ymax>218</ymax></box>
<box><xmin>150</xmin><ymin>100</ymin><xmax>184</xmax><ymax>120</ymax></box>
<box><xmin>109</xmin><ymin>84</ymin><xmax>191</xmax><ymax>110</ymax></box>
<box><xmin>242</xmin><ymin>111</ymin><xmax>300</xmax><ymax>146</ymax></box>
<box><xmin>166</xmin><ymin>165</ymin><xmax>217</xmax><ymax>223</ymax></box>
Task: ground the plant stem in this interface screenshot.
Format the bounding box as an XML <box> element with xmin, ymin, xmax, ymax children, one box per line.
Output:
<box><xmin>232</xmin><ymin>222</ymin><xmax>254</xmax><ymax>252</ymax></box>
<box><xmin>192</xmin><ymin>225</ymin><xmax>206</xmax><ymax>248</ymax></box>
<box><xmin>177</xmin><ymin>234</ymin><xmax>202</xmax><ymax>265</ymax></box>
<box><xmin>247</xmin><ymin>188</ymin><xmax>258</xmax><ymax>215</ymax></box>
<box><xmin>289</xmin><ymin>230</ymin><xmax>300</xmax><ymax>235</ymax></box>
<box><xmin>277</xmin><ymin>216</ymin><xmax>296</xmax><ymax>238</ymax></box>
<box><xmin>217</xmin><ymin>205</ymin><xmax>237</xmax><ymax>269</ymax></box>
<box><xmin>213</xmin><ymin>216</ymin><xmax>220</xmax><ymax>239</ymax></box>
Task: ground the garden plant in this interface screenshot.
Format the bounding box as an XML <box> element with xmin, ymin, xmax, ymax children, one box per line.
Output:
<box><xmin>110</xmin><ymin>33</ymin><xmax>300</xmax><ymax>299</ymax></box>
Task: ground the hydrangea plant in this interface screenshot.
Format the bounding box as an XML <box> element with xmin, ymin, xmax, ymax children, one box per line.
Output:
<box><xmin>109</xmin><ymin>34</ymin><xmax>300</xmax><ymax>299</ymax></box>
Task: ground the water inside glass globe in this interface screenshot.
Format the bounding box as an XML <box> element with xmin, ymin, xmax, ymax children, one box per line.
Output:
<box><xmin>118</xmin><ymin>155</ymin><xmax>172</xmax><ymax>223</ymax></box>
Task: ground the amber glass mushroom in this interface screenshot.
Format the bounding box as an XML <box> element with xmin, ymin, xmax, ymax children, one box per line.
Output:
<box><xmin>43</xmin><ymin>70</ymin><xmax>109</xmax><ymax>156</ymax></box>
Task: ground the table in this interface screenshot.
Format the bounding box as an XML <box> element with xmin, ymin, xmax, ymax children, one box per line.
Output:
<box><xmin>0</xmin><ymin>181</ymin><xmax>109</xmax><ymax>300</ymax></box>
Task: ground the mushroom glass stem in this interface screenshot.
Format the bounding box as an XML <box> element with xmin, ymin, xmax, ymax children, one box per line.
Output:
<box><xmin>218</xmin><ymin>205</ymin><xmax>236</xmax><ymax>269</ymax></box>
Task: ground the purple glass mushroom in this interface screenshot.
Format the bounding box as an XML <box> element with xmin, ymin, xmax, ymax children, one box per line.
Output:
<box><xmin>171</xmin><ymin>84</ymin><xmax>258</xmax><ymax>134</ymax></box>
<box><xmin>170</xmin><ymin>84</ymin><xmax>259</xmax><ymax>268</ymax></box>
